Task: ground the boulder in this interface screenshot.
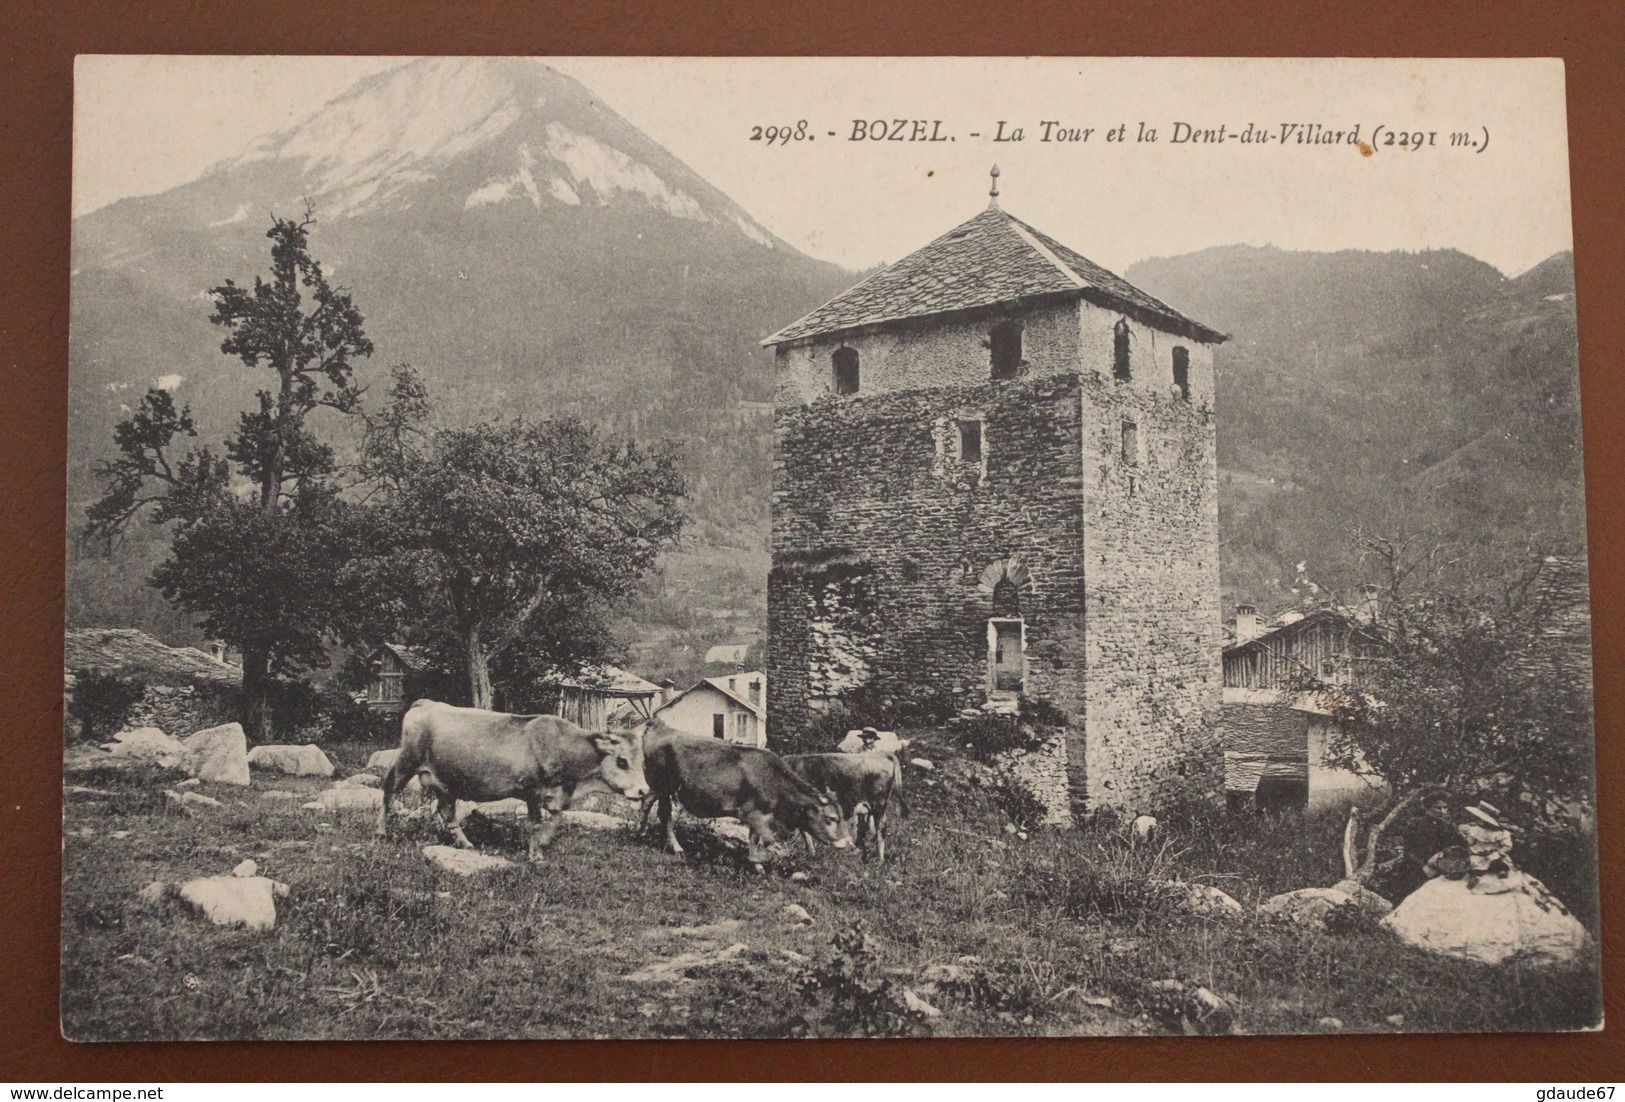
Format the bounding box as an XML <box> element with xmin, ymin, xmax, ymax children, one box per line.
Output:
<box><xmin>782</xmin><ymin>903</ymin><xmax>813</xmax><ymax>925</ymax></box>
<box><xmin>1330</xmin><ymin>879</ymin><xmax>1395</xmax><ymax>918</ymax></box>
<box><xmin>175</xmin><ymin>873</ymin><xmax>289</xmax><ymax>931</ymax></box>
<box><xmin>165</xmin><ymin>789</ymin><xmax>223</xmax><ymax>814</ymax></box>
<box><xmin>1259</xmin><ymin>887</ymin><xmax>1362</xmax><ymax>931</ymax></box>
<box><xmin>1156</xmin><ymin>880</ymin><xmax>1244</xmax><ymax>919</ymax></box>
<box><xmin>303</xmin><ymin>786</ymin><xmax>383</xmax><ymax>813</ymax></box>
<box><xmin>909</xmin><ymin>757</ymin><xmax>935</xmax><ymax>771</ymax></box>
<box><xmin>365</xmin><ymin>748</ymin><xmax>400</xmax><ymax>776</ymax></box>
<box><xmin>1381</xmin><ymin>871</ymin><xmax>1591</xmax><ymax>966</ymax></box>
<box><xmin>1130</xmin><ymin>815</ymin><xmax>1159</xmax><ymax>844</ymax></box>
<box><xmin>135</xmin><ymin>880</ymin><xmax>171</xmax><ymax>907</ymax></box>
<box><xmin>339</xmin><ymin>772</ymin><xmax>382</xmax><ymax>788</ymax></box>
<box><xmin>901</xmin><ymin>989</ymin><xmax>943</xmax><ymax>1019</ymax></box>
<box><xmin>182</xmin><ymin>723</ymin><xmax>250</xmax><ymax>786</ymax></box>
<box><xmin>422</xmin><ymin>844</ymin><xmax>517</xmax><ymax>876</ymax></box>
<box><xmin>457</xmin><ymin>797</ymin><xmax>529</xmax><ymax>820</ymax></box>
<box><xmin>101</xmin><ymin>727</ymin><xmax>189</xmax><ymax>770</ymax></box>
<box><xmin>560</xmin><ymin>809</ymin><xmax>625</xmax><ymax>831</ymax></box>
<box><xmin>246</xmin><ymin>744</ymin><xmax>334</xmax><ymax>777</ymax></box>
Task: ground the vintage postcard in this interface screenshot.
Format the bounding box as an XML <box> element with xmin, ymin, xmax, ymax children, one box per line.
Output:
<box><xmin>63</xmin><ymin>56</ymin><xmax>1599</xmax><ymax>1039</ymax></box>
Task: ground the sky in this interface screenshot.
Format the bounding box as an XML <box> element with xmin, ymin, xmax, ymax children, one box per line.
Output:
<box><xmin>74</xmin><ymin>56</ymin><xmax>1574</xmax><ymax>277</ymax></box>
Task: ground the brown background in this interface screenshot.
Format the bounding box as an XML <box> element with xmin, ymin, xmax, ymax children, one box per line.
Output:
<box><xmin>2</xmin><ymin>0</ymin><xmax>1621</xmax><ymax>1081</ymax></box>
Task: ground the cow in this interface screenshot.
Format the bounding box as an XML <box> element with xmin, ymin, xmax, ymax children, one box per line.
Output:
<box><xmin>379</xmin><ymin>699</ymin><xmax>648</xmax><ymax>859</ymax></box>
<box><xmin>636</xmin><ymin>725</ymin><xmax>852</xmax><ymax>865</ymax></box>
<box><xmin>784</xmin><ymin>751</ymin><xmax>906</xmax><ymax>862</ymax></box>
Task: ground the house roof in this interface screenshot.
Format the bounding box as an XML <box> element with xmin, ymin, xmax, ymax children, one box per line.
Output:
<box><xmin>64</xmin><ymin>628</ymin><xmax>240</xmax><ymax>688</ymax></box>
<box><xmin>378</xmin><ymin>642</ymin><xmax>434</xmax><ymax>672</ymax></box>
<box><xmin>1223</xmin><ymin>606</ymin><xmax>1381</xmax><ymax>656</ymax></box>
<box><xmin>550</xmin><ymin>664</ymin><xmax>661</xmax><ymax>697</ymax></box>
<box><xmin>762</xmin><ymin>205</ymin><xmax>1226</xmax><ymax>348</ymax></box>
<box><xmin>656</xmin><ymin>673</ymin><xmax>766</xmax><ymax>719</ymax></box>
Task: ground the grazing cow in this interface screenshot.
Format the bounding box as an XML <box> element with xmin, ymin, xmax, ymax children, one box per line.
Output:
<box><xmin>379</xmin><ymin>699</ymin><xmax>648</xmax><ymax>859</ymax></box>
<box><xmin>637</xmin><ymin>725</ymin><xmax>851</xmax><ymax>864</ymax></box>
<box><xmin>784</xmin><ymin>751</ymin><xmax>906</xmax><ymax>862</ymax></box>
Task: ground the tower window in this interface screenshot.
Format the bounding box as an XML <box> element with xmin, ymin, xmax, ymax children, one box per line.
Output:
<box><xmin>832</xmin><ymin>347</ymin><xmax>859</xmax><ymax>395</ymax></box>
<box><xmin>957</xmin><ymin>419</ymin><xmax>983</xmax><ymax>463</ymax></box>
<box><xmin>1113</xmin><ymin>318</ymin><xmax>1131</xmax><ymax>380</ymax></box>
<box><xmin>1121</xmin><ymin>419</ymin><xmax>1139</xmax><ymax>465</ymax></box>
<box><xmin>990</xmin><ymin>321</ymin><xmax>1022</xmax><ymax>381</ymax></box>
<box><xmin>1173</xmin><ymin>346</ymin><xmax>1191</xmax><ymax>399</ymax></box>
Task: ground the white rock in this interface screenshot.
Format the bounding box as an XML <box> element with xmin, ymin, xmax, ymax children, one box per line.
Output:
<box><xmin>457</xmin><ymin>797</ymin><xmax>528</xmax><ymax>819</ymax></box>
<box><xmin>165</xmin><ymin>789</ymin><xmax>222</xmax><ymax>813</ymax></box>
<box><xmin>176</xmin><ymin>777</ymin><xmax>200</xmax><ymax>788</ymax></box>
<box><xmin>902</xmin><ymin>988</ymin><xmax>942</xmax><ymax>1018</ymax></box>
<box><xmin>338</xmin><ymin>772</ymin><xmax>382</xmax><ymax>788</ymax></box>
<box><xmin>1130</xmin><ymin>815</ymin><xmax>1159</xmax><ymax>844</ymax></box>
<box><xmin>231</xmin><ymin>859</ymin><xmax>257</xmax><ymax>878</ymax></box>
<box><xmin>102</xmin><ymin>727</ymin><xmax>189</xmax><ymax>770</ymax></box>
<box><xmin>782</xmin><ymin>903</ymin><xmax>813</xmax><ymax>925</ymax></box>
<box><xmin>247</xmin><ymin>744</ymin><xmax>335</xmax><ymax>777</ymax></box>
<box><xmin>1259</xmin><ymin>887</ymin><xmax>1358</xmax><ymax>930</ymax></box>
<box><xmin>183</xmin><ymin>723</ymin><xmax>251</xmax><ymax>786</ymax></box>
<box><xmin>175</xmin><ymin>874</ymin><xmax>289</xmax><ymax>931</ymax></box>
<box><xmin>1330</xmin><ymin>879</ymin><xmax>1395</xmax><ymax>917</ymax></box>
<box><xmin>1156</xmin><ymin>880</ymin><xmax>1245</xmax><ymax>919</ymax></box>
<box><xmin>422</xmin><ymin>844</ymin><xmax>517</xmax><ymax>876</ymax></box>
<box><xmin>63</xmin><ymin>785</ymin><xmax>116</xmax><ymax>800</ymax></box>
<box><xmin>365</xmin><ymin>748</ymin><xmax>401</xmax><ymax>775</ymax></box>
<box><xmin>625</xmin><ymin>943</ymin><xmax>747</xmax><ymax>983</ymax></box>
<box><xmin>136</xmin><ymin>881</ymin><xmax>171</xmax><ymax>906</ymax></box>
<box><xmin>560</xmin><ymin>809</ymin><xmax>625</xmax><ymax>831</ymax></box>
<box><xmin>1381</xmin><ymin>871</ymin><xmax>1591</xmax><ymax>966</ymax></box>
<box><xmin>789</xmin><ymin>871</ymin><xmax>810</xmax><ymax>883</ymax></box>
<box><xmin>1318</xmin><ymin>1016</ymin><xmax>1343</xmax><ymax>1030</ymax></box>
<box><xmin>909</xmin><ymin>757</ymin><xmax>935</xmax><ymax>771</ymax></box>
<box><xmin>303</xmin><ymin>786</ymin><xmax>384</xmax><ymax>813</ymax></box>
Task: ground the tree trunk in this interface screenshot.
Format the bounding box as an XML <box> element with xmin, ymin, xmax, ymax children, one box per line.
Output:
<box><xmin>465</xmin><ymin>625</ymin><xmax>494</xmax><ymax>710</ymax></box>
<box><xmin>240</xmin><ymin>644</ymin><xmax>272</xmax><ymax>742</ymax></box>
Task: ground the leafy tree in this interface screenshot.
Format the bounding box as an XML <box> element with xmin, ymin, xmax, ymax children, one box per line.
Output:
<box><xmin>85</xmin><ymin>211</ymin><xmax>373</xmax><ymax>738</ymax></box>
<box><xmin>1315</xmin><ymin>533</ymin><xmax>1594</xmax><ymax>877</ymax></box>
<box><xmin>361</xmin><ymin>368</ymin><xmax>687</xmax><ymax>709</ymax></box>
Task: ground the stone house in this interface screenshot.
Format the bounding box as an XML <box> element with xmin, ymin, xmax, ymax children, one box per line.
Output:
<box><xmin>653</xmin><ymin>672</ymin><xmax>767</xmax><ymax>748</ymax></box>
<box><xmin>762</xmin><ymin>180</ymin><xmax>1228</xmax><ymax>822</ymax></box>
<box><xmin>64</xmin><ymin>627</ymin><xmax>241</xmax><ymax>739</ymax></box>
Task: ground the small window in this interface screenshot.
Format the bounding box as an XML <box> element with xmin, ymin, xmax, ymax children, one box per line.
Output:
<box><xmin>990</xmin><ymin>321</ymin><xmax>1022</xmax><ymax>380</ymax></box>
<box><xmin>1121</xmin><ymin>419</ymin><xmax>1138</xmax><ymax>465</ymax></box>
<box><xmin>1173</xmin><ymin>346</ymin><xmax>1190</xmax><ymax>399</ymax></box>
<box><xmin>1113</xmin><ymin>318</ymin><xmax>1131</xmax><ymax>380</ymax></box>
<box><xmin>712</xmin><ymin>713</ymin><xmax>726</xmax><ymax>739</ymax></box>
<box><xmin>728</xmin><ymin>677</ymin><xmax>737</xmax><ymax>693</ymax></box>
<box><xmin>832</xmin><ymin>347</ymin><xmax>859</xmax><ymax>395</ymax></box>
<box><xmin>957</xmin><ymin>419</ymin><xmax>983</xmax><ymax>464</ymax></box>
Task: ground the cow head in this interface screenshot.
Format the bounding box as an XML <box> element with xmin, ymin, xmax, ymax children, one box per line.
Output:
<box><xmin>590</xmin><ymin>730</ymin><xmax>649</xmax><ymax>800</ymax></box>
<box><xmin>795</xmin><ymin>792</ymin><xmax>853</xmax><ymax>850</ymax></box>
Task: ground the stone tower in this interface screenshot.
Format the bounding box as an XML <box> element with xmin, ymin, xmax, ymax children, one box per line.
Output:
<box><xmin>762</xmin><ymin>184</ymin><xmax>1228</xmax><ymax>822</ymax></box>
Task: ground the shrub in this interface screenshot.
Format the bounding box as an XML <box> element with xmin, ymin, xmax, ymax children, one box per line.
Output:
<box><xmin>994</xmin><ymin>774</ymin><xmax>1049</xmax><ymax>830</ymax></box>
<box><xmin>66</xmin><ymin>669</ymin><xmax>146</xmax><ymax>743</ymax></box>
<box><xmin>327</xmin><ymin>697</ymin><xmax>406</xmax><ymax>745</ymax></box>
<box><xmin>794</xmin><ymin>922</ymin><xmax>932</xmax><ymax>1038</ymax></box>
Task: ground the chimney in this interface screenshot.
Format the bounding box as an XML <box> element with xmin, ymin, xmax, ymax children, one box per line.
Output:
<box><xmin>1235</xmin><ymin>604</ymin><xmax>1260</xmax><ymax>643</ymax></box>
<box><xmin>1356</xmin><ymin>583</ymin><xmax>1380</xmax><ymax>625</ymax></box>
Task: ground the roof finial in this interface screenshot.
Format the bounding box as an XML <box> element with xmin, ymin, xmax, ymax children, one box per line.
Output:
<box><xmin>989</xmin><ymin>164</ymin><xmax>1001</xmax><ymax>208</ymax></box>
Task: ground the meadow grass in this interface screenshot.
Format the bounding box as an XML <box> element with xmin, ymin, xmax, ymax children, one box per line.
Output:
<box><xmin>59</xmin><ymin>740</ymin><xmax>1601</xmax><ymax>1039</ymax></box>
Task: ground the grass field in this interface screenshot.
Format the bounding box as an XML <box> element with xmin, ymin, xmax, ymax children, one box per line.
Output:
<box><xmin>59</xmin><ymin>736</ymin><xmax>1602</xmax><ymax>1040</ymax></box>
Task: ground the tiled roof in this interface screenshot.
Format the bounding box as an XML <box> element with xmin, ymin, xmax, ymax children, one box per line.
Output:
<box><xmin>762</xmin><ymin>205</ymin><xmax>1225</xmax><ymax>347</ymax></box>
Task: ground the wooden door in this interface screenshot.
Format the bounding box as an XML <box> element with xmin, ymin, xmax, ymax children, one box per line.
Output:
<box><xmin>992</xmin><ymin>621</ymin><xmax>1024</xmax><ymax>692</ymax></box>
